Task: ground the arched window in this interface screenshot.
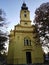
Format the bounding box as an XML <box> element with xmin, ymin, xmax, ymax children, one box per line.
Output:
<box><xmin>24</xmin><ymin>37</ymin><xmax>31</xmax><ymax>46</ymax></box>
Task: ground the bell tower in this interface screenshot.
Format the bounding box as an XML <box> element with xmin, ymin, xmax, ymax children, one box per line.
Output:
<box><xmin>20</xmin><ymin>2</ymin><xmax>31</xmax><ymax>26</ymax></box>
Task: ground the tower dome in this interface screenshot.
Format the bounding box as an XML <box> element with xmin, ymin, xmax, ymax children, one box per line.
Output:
<box><xmin>21</xmin><ymin>2</ymin><xmax>28</xmax><ymax>10</ymax></box>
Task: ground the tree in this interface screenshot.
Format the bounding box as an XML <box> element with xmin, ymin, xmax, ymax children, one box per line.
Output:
<box><xmin>34</xmin><ymin>2</ymin><xmax>49</xmax><ymax>53</ymax></box>
<box><xmin>0</xmin><ymin>9</ymin><xmax>8</xmax><ymax>54</ymax></box>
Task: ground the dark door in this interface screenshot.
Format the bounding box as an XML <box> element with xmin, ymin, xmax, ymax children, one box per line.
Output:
<box><xmin>26</xmin><ymin>52</ymin><xmax>32</xmax><ymax>64</ymax></box>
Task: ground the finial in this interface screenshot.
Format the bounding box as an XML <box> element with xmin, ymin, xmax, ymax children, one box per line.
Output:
<box><xmin>23</xmin><ymin>0</ymin><xmax>26</xmax><ymax>5</ymax></box>
<box><xmin>23</xmin><ymin>0</ymin><xmax>25</xmax><ymax>3</ymax></box>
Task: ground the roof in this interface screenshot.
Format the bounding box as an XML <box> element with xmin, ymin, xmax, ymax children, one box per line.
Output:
<box><xmin>21</xmin><ymin>2</ymin><xmax>28</xmax><ymax>10</ymax></box>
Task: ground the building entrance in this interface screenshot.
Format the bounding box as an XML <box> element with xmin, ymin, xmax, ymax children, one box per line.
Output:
<box><xmin>26</xmin><ymin>52</ymin><xmax>32</xmax><ymax>64</ymax></box>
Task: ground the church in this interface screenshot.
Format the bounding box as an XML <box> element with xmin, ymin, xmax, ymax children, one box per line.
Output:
<box><xmin>7</xmin><ymin>2</ymin><xmax>44</xmax><ymax>65</ymax></box>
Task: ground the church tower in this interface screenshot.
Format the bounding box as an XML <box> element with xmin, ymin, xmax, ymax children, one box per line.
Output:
<box><xmin>20</xmin><ymin>2</ymin><xmax>31</xmax><ymax>26</ymax></box>
<box><xmin>7</xmin><ymin>2</ymin><xmax>44</xmax><ymax>65</ymax></box>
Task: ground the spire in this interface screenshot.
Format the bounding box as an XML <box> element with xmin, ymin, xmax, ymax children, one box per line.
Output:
<box><xmin>21</xmin><ymin>2</ymin><xmax>28</xmax><ymax>10</ymax></box>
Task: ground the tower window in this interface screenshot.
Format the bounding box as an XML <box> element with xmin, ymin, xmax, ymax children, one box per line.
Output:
<box><xmin>24</xmin><ymin>22</ymin><xmax>27</xmax><ymax>25</ymax></box>
<box><xmin>24</xmin><ymin>37</ymin><xmax>31</xmax><ymax>46</ymax></box>
<box><xmin>24</xmin><ymin>14</ymin><xmax>27</xmax><ymax>17</ymax></box>
<box><xmin>24</xmin><ymin>11</ymin><xmax>26</xmax><ymax>13</ymax></box>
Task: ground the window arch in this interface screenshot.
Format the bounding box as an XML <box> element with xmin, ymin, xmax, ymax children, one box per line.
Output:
<box><xmin>24</xmin><ymin>37</ymin><xmax>31</xmax><ymax>46</ymax></box>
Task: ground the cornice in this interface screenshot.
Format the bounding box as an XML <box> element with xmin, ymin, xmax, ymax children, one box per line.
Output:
<box><xmin>15</xmin><ymin>24</ymin><xmax>35</xmax><ymax>28</ymax></box>
<box><xmin>14</xmin><ymin>30</ymin><xmax>33</xmax><ymax>33</ymax></box>
<box><xmin>20</xmin><ymin>20</ymin><xmax>31</xmax><ymax>22</ymax></box>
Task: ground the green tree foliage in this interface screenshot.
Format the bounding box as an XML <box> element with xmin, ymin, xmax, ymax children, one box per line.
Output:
<box><xmin>0</xmin><ymin>9</ymin><xmax>8</xmax><ymax>54</ymax></box>
<box><xmin>34</xmin><ymin>2</ymin><xmax>49</xmax><ymax>53</ymax></box>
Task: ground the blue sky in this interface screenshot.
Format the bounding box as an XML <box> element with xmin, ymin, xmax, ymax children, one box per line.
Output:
<box><xmin>0</xmin><ymin>0</ymin><xmax>49</xmax><ymax>31</ymax></box>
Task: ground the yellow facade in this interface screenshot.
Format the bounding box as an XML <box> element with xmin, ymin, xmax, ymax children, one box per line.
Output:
<box><xmin>7</xmin><ymin>3</ymin><xmax>44</xmax><ymax>65</ymax></box>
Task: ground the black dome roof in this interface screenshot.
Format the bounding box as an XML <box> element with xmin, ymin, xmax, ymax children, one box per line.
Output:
<box><xmin>21</xmin><ymin>2</ymin><xmax>28</xmax><ymax>10</ymax></box>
